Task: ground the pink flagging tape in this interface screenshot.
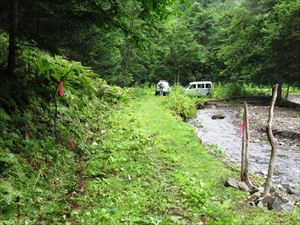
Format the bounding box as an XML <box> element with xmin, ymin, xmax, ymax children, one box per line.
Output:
<box><xmin>240</xmin><ymin>120</ymin><xmax>247</xmax><ymax>137</ymax></box>
<box><xmin>59</xmin><ymin>80</ymin><xmax>64</xmax><ymax>97</ymax></box>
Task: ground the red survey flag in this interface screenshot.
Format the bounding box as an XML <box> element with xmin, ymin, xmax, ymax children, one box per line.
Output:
<box><xmin>240</xmin><ymin>120</ymin><xmax>247</xmax><ymax>137</ymax></box>
<box><xmin>59</xmin><ymin>80</ymin><xmax>64</xmax><ymax>97</ymax></box>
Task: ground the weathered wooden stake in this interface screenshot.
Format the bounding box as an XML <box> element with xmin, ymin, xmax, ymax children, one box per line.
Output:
<box><xmin>241</xmin><ymin>108</ymin><xmax>246</xmax><ymax>180</ymax></box>
<box><xmin>263</xmin><ymin>84</ymin><xmax>278</xmax><ymax>197</ymax></box>
<box><xmin>241</xmin><ymin>101</ymin><xmax>253</xmax><ymax>188</ymax></box>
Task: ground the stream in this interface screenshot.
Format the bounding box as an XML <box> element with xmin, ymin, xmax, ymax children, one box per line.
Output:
<box><xmin>288</xmin><ymin>94</ymin><xmax>300</xmax><ymax>104</ymax></box>
<box><xmin>188</xmin><ymin>104</ymin><xmax>300</xmax><ymax>193</ymax></box>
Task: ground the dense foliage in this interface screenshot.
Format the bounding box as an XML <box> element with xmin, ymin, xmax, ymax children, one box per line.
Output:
<box><xmin>0</xmin><ymin>0</ymin><xmax>300</xmax><ymax>223</ymax></box>
<box><xmin>218</xmin><ymin>0</ymin><xmax>300</xmax><ymax>87</ymax></box>
<box><xmin>1</xmin><ymin>0</ymin><xmax>299</xmax><ymax>88</ymax></box>
<box><xmin>0</xmin><ymin>34</ymin><xmax>125</xmax><ymax>222</ymax></box>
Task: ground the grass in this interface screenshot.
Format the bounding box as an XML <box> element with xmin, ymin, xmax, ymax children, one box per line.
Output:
<box><xmin>71</xmin><ymin>93</ymin><xmax>299</xmax><ymax>224</ymax></box>
<box><xmin>212</xmin><ymin>83</ymin><xmax>300</xmax><ymax>99</ymax></box>
<box><xmin>0</xmin><ymin>35</ymin><xmax>126</xmax><ymax>224</ymax></box>
<box><xmin>1</xmin><ymin>29</ymin><xmax>298</xmax><ymax>224</ymax></box>
<box><xmin>1</xmin><ymin>82</ymin><xmax>298</xmax><ymax>224</ymax></box>
<box><xmin>212</xmin><ymin>83</ymin><xmax>271</xmax><ymax>99</ymax></box>
<box><xmin>286</xmin><ymin>85</ymin><xmax>300</xmax><ymax>95</ymax></box>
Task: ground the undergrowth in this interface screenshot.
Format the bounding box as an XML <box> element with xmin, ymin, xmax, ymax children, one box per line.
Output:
<box><xmin>72</xmin><ymin>94</ymin><xmax>299</xmax><ymax>224</ymax></box>
<box><xmin>161</xmin><ymin>85</ymin><xmax>206</xmax><ymax>120</ymax></box>
<box><xmin>212</xmin><ymin>83</ymin><xmax>271</xmax><ymax>99</ymax></box>
<box><xmin>212</xmin><ymin>83</ymin><xmax>300</xmax><ymax>101</ymax></box>
<box><xmin>0</xmin><ymin>32</ymin><xmax>125</xmax><ymax>223</ymax></box>
<box><xmin>0</xmin><ymin>29</ymin><xmax>299</xmax><ymax>224</ymax></box>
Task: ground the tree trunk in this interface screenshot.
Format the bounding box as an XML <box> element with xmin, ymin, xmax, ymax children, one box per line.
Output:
<box><xmin>177</xmin><ymin>67</ymin><xmax>180</xmax><ymax>84</ymax></box>
<box><xmin>123</xmin><ymin>44</ymin><xmax>132</xmax><ymax>75</ymax></box>
<box><xmin>285</xmin><ymin>85</ymin><xmax>289</xmax><ymax>100</ymax></box>
<box><xmin>277</xmin><ymin>82</ymin><xmax>282</xmax><ymax>101</ymax></box>
<box><xmin>263</xmin><ymin>84</ymin><xmax>278</xmax><ymax>197</ymax></box>
<box><xmin>241</xmin><ymin>101</ymin><xmax>253</xmax><ymax>188</ymax></box>
<box><xmin>7</xmin><ymin>0</ymin><xmax>18</xmax><ymax>77</ymax></box>
<box><xmin>122</xmin><ymin>0</ymin><xmax>135</xmax><ymax>76</ymax></box>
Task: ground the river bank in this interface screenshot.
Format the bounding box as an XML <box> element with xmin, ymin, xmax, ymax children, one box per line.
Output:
<box><xmin>76</xmin><ymin>95</ymin><xmax>298</xmax><ymax>224</ymax></box>
<box><xmin>188</xmin><ymin>100</ymin><xmax>300</xmax><ymax>198</ymax></box>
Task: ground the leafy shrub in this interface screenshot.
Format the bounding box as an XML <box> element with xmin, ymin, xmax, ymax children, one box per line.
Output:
<box><xmin>0</xmin><ymin>32</ymin><xmax>8</xmax><ymax>67</ymax></box>
<box><xmin>213</xmin><ymin>83</ymin><xmax>246</xmax><ymax>98</ymax></box>
<box><xmin>162</xmin><ymin>86</ymin><xmax>197</xmax><ymax>120</ymax></box>
<box><xmin>0</xmin><ymin>151</ymin><xmax>18</xmax><ymax>174</ymax></box>
<box><xmin>288</xmin><ymin>85</ymin><xmax>300</xmax><ymax>94</ymax></box>
<box><xmin>127</xmin><ymin>85</ymin><xmax>153</xmax><ymax>98</ymax></box>
<box><xmin>0</xmin><ymin>182</ymin><xmax>20</xmax><ymax>216</ymax></box>
<box><xmin>213</xmin><ymin>83</ymin><xmax>270</xmax><ymax>99</ymax></box>
<box><xmin>0</xmin><ymin>31</ymin><xmax>129</xmax><ymax>223</ymax></box>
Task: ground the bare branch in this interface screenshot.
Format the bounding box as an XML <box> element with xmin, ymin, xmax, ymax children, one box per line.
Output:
<box><xmin>263</xmin><ymin>84</ymin><xmax>279</xmax><ymax>197</ymax></box>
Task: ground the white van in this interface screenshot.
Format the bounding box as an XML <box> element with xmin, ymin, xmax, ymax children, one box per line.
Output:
<box><xmin>155</xmin><ymin>80</ymin><xmax>171</xmax><ymax>96</ymax></box>
<box><xmin>185</xmin><ymin>81</ymin><xmax>213</xmax><ymax>96</ymax></box>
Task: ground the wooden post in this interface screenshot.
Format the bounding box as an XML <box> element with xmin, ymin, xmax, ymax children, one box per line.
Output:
<box><xmin>241</xmin><ymin>101</ymin><xmax>253</xmax><ymax>188</ymax></box>
<box><xmin>241</xmin><ymin>107</ymin><xmax>246</xmax><ymax>181</ymax></box>
<box><xmin>243</xmin><ymin>101</ymin><xmax>253</xmax><ymax>187</ymax></box>
<box><xmin>263</xmin><ymin>84</ymin><xmax>278</xmax><ymax>197</ymax></box>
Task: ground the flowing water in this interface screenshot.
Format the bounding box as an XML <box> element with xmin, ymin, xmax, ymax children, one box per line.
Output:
<box><xmin>288</xmin><ymin>94</ymin><xmax>300</xmax><ymax>104</ymax></box>
<box><xmin>188</xmin><ymin>105</ymin><xmax>300</xmax><ymax>190</ymax></box>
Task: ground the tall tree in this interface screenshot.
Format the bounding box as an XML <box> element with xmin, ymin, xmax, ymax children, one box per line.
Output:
<box><xmin>7</xmin><ymin>0</ymin><xmax>18</xmax><ymax>77</ymax></box>
<box><xmin>218</xmin><ymin>0</ymin><xmax>300</xmax><ymax>93</ymax></box>
<box><xmin>0</xmin><ymin>0</ymin><xmax>171</xmax><ymax>80</ymax></box>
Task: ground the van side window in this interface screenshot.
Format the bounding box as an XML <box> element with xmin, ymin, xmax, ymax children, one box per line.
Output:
<box><xmin>190</xmin><ymin>84</ymin><xmax>197</xmax><ymax>89</ymax></box>
<box><xmin>206</xmin><ymin>83</ymin><xmax>211</xmax><ymax>88</ymax></box>
<box><xmin>199</xmin><ymin>84</ymin><xmax>205</xmax><ymax>88</ymax></box>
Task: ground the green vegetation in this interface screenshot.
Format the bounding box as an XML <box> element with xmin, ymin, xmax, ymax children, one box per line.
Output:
<box><xmin>2</xmin><ymin>78</ymin><xmax>299</xmax><ymax>223</ymax></box>
<box><xmin>60</xmin><ymin>94</ymin><xmax>299</xmax><ymax>224</ymax></box>
<box><xmin>212</xmin><ymin>83</ymin><xmax>271</xmax><ymax>99</ymax></box>
<box><xmin>0</xmin><ymin>0</ymin><xmax>299</xmax><ymax>224</ymax></box>
<box><xmin>162</xmin><ymin>86</ymin><xmax>198</xmax><ymax>120</ymax></box>
<box><xmin>1</xmin><ymin>1</ymin><xmax>299</xmax><ymax>89</ymax></box>
<box><xmin>0</xmin><ymin>35</ymin><xmax>125</xmax><ymax>223</ymax></box>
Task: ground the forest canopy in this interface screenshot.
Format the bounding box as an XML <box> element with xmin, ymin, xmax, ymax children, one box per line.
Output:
<box><xmin>0</xmin><ymin>1</ymin><xmax>300</xmax><ymax>223</ymax></box>
<box><xmin>0</xmin><ymin>0</ymin><xmax>299</xmax><ymax>87</ymax></box>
